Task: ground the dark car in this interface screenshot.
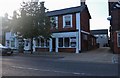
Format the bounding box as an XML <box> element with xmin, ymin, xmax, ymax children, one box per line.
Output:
<box><xmin>0</xmin><ymin>44</ymin><xmax>13</xmax><ymax>56</ymax></box>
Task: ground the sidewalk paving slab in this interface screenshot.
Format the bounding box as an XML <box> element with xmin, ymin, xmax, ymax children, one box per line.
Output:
<box><xmin>13</xmin><ymin>47</ymin><xmax>119</xmax><ymax>64</ymax></box>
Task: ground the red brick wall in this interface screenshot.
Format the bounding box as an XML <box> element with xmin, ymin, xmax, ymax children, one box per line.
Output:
<box><xmin>72</xmin><ymin>13</ymin><xmax>76</xmax><ymax>30</ymax></box>
<box><xmin>90</xmin><ymin>35</ymin><xmax>97</xmax><ymax>49</ymax></box>
<box><xmin>36</xmin><ymin>48</ymin><xmax>49</xmax><ymax>52</ymax></box>
<box><xmin>113</xmin><ymin>32</ymin><xmax>120</xmax><ymax>54</ymax></box>
<box><xmin>111</xmin><ymin>10</ymin><xmax>120</xmax><ymax>31</ymax></box>
<box><xmin>81</xmin><ymin>33</ymin><xmax>88</xmax><ymax>51</ymax></box>
<box><xmin>93</xmin><ymin>37</ymin><xmax>97</xmax><ymax>48</ymax></box>
<box><xmin>58</xmin><ymin>15</ymin><xmax>63</xmax><ymax>31</ymax></box>
<box><xmin>51</xmin><ymin>13</ymin><xmax>77</xmax><ymax>32</ymax></box>
<box><xmin>58</xmin><ymin>48</ymin><xmax>76</xmax><ymax>53</ymax></box>
<box><xmin>108</xmin><ymin>2</ymin><xmax>114</xmax><ymax>15</ymax></box>
<box><xmin>80</xmin><ymin>9</ymin><xmax>90</xmax><ymax>32</ymax></box>
<box><xmin>81</xmin><ymin>33</ymin><xmax>97</xmax><ymax>51</ymax></box>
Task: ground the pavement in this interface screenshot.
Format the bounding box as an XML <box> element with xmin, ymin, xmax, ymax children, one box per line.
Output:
<box><xmin>13</xmin><ymin>47</ymin><xmax>119</xmax><ymax>64</ymax></box>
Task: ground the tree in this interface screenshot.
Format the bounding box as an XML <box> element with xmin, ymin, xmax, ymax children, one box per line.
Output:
<box><xmin>2</xmin><ymin>13</ymin><xmax>11</xmax><ymax>45</ymax></box>
<box><xmin>11</xmin><ymin>1</ymin><xmax>51</xmax><ymax>54</ymax></box>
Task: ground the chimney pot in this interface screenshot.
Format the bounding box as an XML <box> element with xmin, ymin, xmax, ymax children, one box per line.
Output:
<box><xmin>81</xmin><ymin>0</ymin><xmax>86</xmax><ymax>6</ymax></box>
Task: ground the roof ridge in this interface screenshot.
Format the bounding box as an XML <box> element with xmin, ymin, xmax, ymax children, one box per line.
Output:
<box><xmin>47</xmin><ymin>6</ymin><xmax>82</xmax><ymax>12</ymax></box>
<box><xmin>46</xmin><ymin>5</ymin><xmax>86</xmax><ymax>16</ymax></box>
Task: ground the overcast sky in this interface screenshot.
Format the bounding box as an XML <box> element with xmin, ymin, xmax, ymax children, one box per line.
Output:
<box><xmin>0</xmin><ymin>0</ymin><xmax>110</xmax><ymax>30</ymax></box>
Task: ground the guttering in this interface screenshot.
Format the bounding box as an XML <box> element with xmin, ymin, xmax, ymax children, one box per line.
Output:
<box><xmin>81</xmin><ymin>30</ymin><xmax>90</xmax><ymax>35</ymax></box>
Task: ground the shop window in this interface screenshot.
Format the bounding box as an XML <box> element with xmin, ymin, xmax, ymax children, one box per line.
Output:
<box><xmin>35</xmin><ymin>39</ymin><xmax>39</xmax><ymax>46</ymax></box>
<box><xmin>44</xmin><ymin>39</ymin><xmax>49</xmax><ymax>47</ymax></box>
<box><xmin>11</xmin><ymin>41</ymin><xmax>15</xmax><ymax>47</ymax></box>
<box><xmin>25</xmin><ymin>40</ymin><xmax>29</xmax><ymax>46</ymax></box>
<box><xmin>64</xmin><ymin>38</ymin><xmax>70</xmax><ymax>47</ymax></box>
<box><xmin>59</xmin><ymin>38</ymin><xmax>63</xmax><ymax>47</ymax></box>
<box><xmin>70</xmin><ymin>37</ymin><xmax>76</xmax><ymax>47</ymax></box>
<box><xmin>46</xmin><ymin>40</ymin><xmax>49</xmax><ymax>47</ymax></box>
<box><xmin>37</xmin><ymin>38</ymin><xmax>49</xmax><ymax>47</ymax></box>
<box><xmin>58</xmin><ymin>37</ymin><xmax>77</xmax><ymax>48</ymax></box>
<box><xmin>118</xmin><ymin>32</ymin><xmax>120</xmax><ymax>47</ymax></box>
<box><xmin>63</xmin><ymin>14</ymin><xmax>72</xmax><ymax>28</ymax></box>
<box><xmin>6</xmin><ymin>40</ymin><xmax>9</xmax><ymax>47</ymax></box>
<box><xmin>11</xmin><ymin>32</ymin><xmax>14</xmax><ymax>36</ymax></box>
<box><xmin>41</xmin><ymin>38</ymin><xmax>44</xmax><ymax>47</ymax></box>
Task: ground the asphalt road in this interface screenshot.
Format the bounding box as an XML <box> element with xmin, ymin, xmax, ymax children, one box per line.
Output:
<box><xmin>1</xmin><ymin>55</ymin><xmax>118</xmax><ymax>76</ymax></box>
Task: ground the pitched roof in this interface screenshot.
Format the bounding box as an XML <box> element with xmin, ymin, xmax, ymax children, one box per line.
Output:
<box><xmin>109</xmin><ymin>1</ymin><xmax>120</xmax><ymax>15</ymax></box>
<box><xmin>46</xmin><ymin>5</ymin><xmax>87</xmax><ymax>16</ymax></box>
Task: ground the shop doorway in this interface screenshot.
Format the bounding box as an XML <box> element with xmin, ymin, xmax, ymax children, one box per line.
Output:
<box><xmin>52</xmin><ymin>38</ymin><xmax>56</xmax><ymax>52</ymax></box>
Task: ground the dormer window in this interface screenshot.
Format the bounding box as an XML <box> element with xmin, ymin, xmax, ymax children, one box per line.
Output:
<box><xmin>63</xmin><ymin>14</ymin><xmax>72</xmax><ymax>28</ymax></box>
<box><xmin>50</xmin><ymin>16</ymin><xmax>58</xmax><ymax>29</ymax></box>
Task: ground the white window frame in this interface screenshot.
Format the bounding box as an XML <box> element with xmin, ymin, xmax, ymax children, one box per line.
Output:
<box><xmin>58</xmin><ymin>38</ymin><xmax>64</xmax><ymax>48</ymax></box>
<box><xmin>55</xmin><ymin>16</ymin><xmax>58</xmax><ymax>29</ymax></box>
<box><xmin>58</xmin><ymin>37</ymin><xmax>76</xmax><ymax>48</ymax></box>
<box><xmin>117</xmin><ymin>32</ymin><xmax>120</xmax><ymax>47</ymax></box>
<box><xmin>36</xmin><ymin>38</ymin><xmax>49</xmax><ymax>48</ymax></box>
<box><xmin>63</xmin><ymin>14</ymin><xmax>72</xmax><ymax>28</ymax></box>
<box><xmin>50</xmin><ymin>16</ymin><xmax>58</xmax><ymax>29</ymax></box>
<box><xmin>64</xmin><ymin>37</ymin><xmax>70</xmax><ymax>47</ymax></box>
<box><xmin>70</xmin><ymin>37</ymin><xmax>76</xmax><ymax>48</ymax></box>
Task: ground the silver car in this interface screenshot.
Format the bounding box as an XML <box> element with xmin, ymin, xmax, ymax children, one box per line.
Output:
<box><xmin>0</xmin><ymin>44</ymin><xmax>13</xmax><ymax>56</ymax></box>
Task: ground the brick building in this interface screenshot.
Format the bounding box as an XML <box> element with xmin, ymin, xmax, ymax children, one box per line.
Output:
<box><xmin>34</xmin><ymin>2</ymin><xmax>96</xmax><ymax>53</ymax></box>
<box><xmin>91</xmin><ymin>29</ymin><xmax>109</xmax><ymax>47</ymax></box>
<box><xmin>108</xmin><ymin>0</ymin><xmax>120</xmax><ymax>54</ymax></box>
<box><xmin>0</xmin><ymin>17</ymin><xmax>2</xmax><ymax>44</ymax></box>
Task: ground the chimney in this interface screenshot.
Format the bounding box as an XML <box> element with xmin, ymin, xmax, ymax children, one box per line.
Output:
<box><xmin>40</xmin><ymin>1</ymin><xmax>46</xmax><ymax>13</ymax></box>
<box><xmin>31</xmin><ymin>0</ymin><xmax>39</xmax><ymax>2</ymax></box>
<box><xmin>31</xmin><ymin>0</ymin><xmax>39</xmax><ymax>4</ymax></box>
<box><xmin>80</xmin><ymin>0</ymin><xmax>86</xmax><ymax>6</ymax></box>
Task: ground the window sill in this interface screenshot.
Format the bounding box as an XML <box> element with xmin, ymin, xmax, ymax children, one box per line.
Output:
<box><xmin>35</xmin><ymin>46</ymin><xmax>49</xmax><ymax>48</ymax></box>
<box><xmin>58</xmin><ymin>47</ymin><xmax>76</xmax><ymax>48</ymax></box>
<box><xmin>64</xmin><ymin>26</ymin><xmax>72</xmax><ymax>28</ymax></box>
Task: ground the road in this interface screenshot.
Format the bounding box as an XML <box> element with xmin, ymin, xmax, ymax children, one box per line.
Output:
<box><xmin>1</xmin><ymin>55</ymin><xmax>118</xmax><ymax>76</ymax></box>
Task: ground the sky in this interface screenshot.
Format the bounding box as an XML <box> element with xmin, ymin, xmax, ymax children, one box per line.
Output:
<box><xmin>0</xmin><ymin>0</ymin><xmax>110</xmax><ymax>30</ymax></box>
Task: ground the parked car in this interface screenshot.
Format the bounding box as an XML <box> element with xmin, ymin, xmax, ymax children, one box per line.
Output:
<box><xmin>0</xmin><ymin>44</ymin><xmax>13</xmax><ymax>56</ymax></box>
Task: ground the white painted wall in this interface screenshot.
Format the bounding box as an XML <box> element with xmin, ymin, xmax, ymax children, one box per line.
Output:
<box><xmin>24</xmin><ymin>39</ymin><xmax>31</xmax><ymax>51</ymax></box>
<box><xmin>56</xmin><ymin>38</ymin><xmax>58</xmax><ymax>52</ymax></box>
<box><xmin>94</xmin><ymin>34</ymin><xmax>108</xmax><ymax>47</ymax></box>
<box><xmin>76</xmin><ymin>13</ymin><xmax>80</xmax><ymax>30</ymax></box>
<box><xmin>33</xmin><ymin>39</ymin><xmax>36</xmax><ymax>52</ymax></box>
<box><xmin>52</xmin><ymin>32</ymin><xmax>78</xmax><ymax>38</ymax></box>
<box><xmin>76</xmin><ymin>12</ymin><xmax>81</xmax><ymax>52</ymax></box>
<box><xmin>49</xmin><ymin>38</ymin><xmax>52</xmax><ymax>52</ymax></box>
<box><xmin>5</xmin><ymin>32</ymin><xmax>11</xmax><ymax>40</ymax></box>
<box><xmin>5</xmin><ymin>32</ymin><xmax>18</xmax><ymax>49</ymax></box>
